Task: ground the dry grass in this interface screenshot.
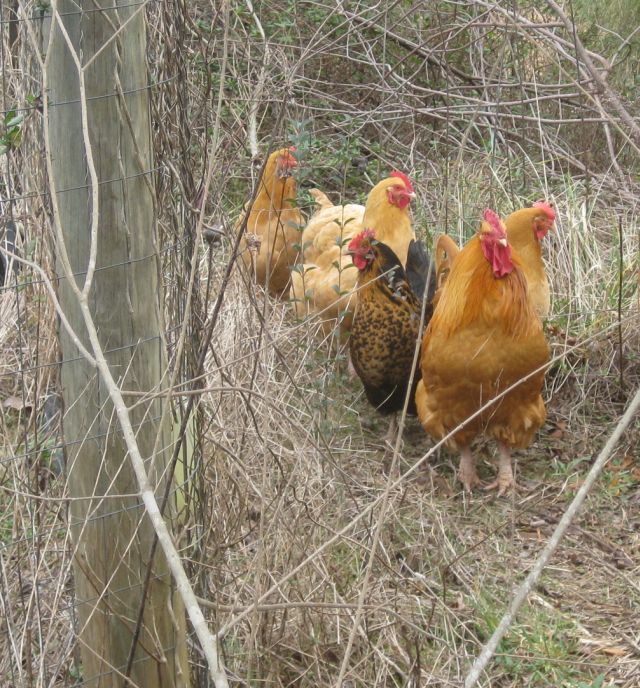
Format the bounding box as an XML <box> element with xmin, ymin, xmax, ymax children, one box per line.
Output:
<box><xmin>1</xmin><ymin>0</ymin><xmax>639</xmax><ymax>686</ymax></box>
<box><xmin>186</xmin><ymin>216</ymin><xmax>639</xmax><ymax>686</ymax></box>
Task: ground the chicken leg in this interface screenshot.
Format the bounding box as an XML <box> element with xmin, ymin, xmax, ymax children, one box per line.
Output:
<box><xmin>381</xmin><ymin>414</ymin><xmax>401</xmax><ymax>474</ymax></box>
<box><xmin>458</xmin><ymin>446</ymin><xmax>482</xmax><ymax>492</ymax></box>
<box><xmin>483</xmin><ymin>442</ymin><xmax>519</xmax><ymax>495</ymax></box>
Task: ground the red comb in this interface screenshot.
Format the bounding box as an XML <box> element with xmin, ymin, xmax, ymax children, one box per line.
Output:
<box><xmin>390</xmin><ymin>170</ymin><xmax>414</xmax><ymax>193</ymax></box>
<box><xmin>280</xmin><ymin>148</ymin><xmax>297</xmax><ymax>167</ymax></box>
<box><xmin>483</xmin><ymin>208</ymin><xmax>506</xmax><ymax>236</ymax></box>
<box><xmin>533</xmin><ymin>200</ymin><xmax>555</xmax><ymax>222</ymax></box>
<box><xmin>348</xmin><ymin>228</ymin><xmax>375</xmax><ymax>252</ymax></box>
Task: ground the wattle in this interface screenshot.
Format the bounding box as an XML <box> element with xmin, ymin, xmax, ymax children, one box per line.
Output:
<box><xmin>535</xmin><ymin>225</ymin><xmax>549</xmax><ymax>241</ymax></box>
<box><xmin>482</xmin><ymin>239</ymin><xmax>514</xmax><ymax>278</ymax></box>
<box><xmin>354</xmin><ymin>254</ymin><xmax>369</xmax><ymax>271</ymax></box>
<box><xmin>492</xmin><ymin>244</ymin><xmax>514</xmax><ymax>277</ymax></box>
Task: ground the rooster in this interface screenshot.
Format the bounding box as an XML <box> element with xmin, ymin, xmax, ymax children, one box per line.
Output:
<box><xmin>415</xmin><ymin>210</ymin><xmax>549</xmax><ymax>494</ymax></box>
<box><xmin>289</xmin><ymin>172</ymin><xmax>416</xmax><ymax>335</ymax></box>
<box><xmin>238</xmin><ymin>147</ymin><xmax>302</xmax><ymax>297</ymax></box>
<box><xmin>347</xmin><ymin>230</ymin><xmax>435</xmax><ymax>445</ymax></box>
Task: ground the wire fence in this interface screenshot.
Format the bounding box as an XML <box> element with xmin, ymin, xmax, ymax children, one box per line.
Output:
<box><xmin>0</xmin><ymin>0</ymin><xmax>639</xmax><ymax>687</ymax></box>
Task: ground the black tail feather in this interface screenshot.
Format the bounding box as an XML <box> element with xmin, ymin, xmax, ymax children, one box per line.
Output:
<box><xmin>405</xmin><ymin>238</ymin><xmax>436</xmax><ymax>309</ymax></box>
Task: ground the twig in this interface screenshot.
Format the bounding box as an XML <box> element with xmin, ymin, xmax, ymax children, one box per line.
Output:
<box><xmin>125</xmin><ymin>0</ymin><xmax>234</xmax><ymax>678</ymax></box>
<box><xmin>617</xmin><ymin>216</ymin><xmax>625</xmax><ymax>394</ymax></box>
<box><xmin>244</xmin><ymin>0</ymin><xmax>269</xmax><ymax>160</ymax></box>
<box><xmin>216</xmin><ymin>315</ymin><xmax>631</xmax><ymax>639</ymax></box>
<box><xmin>0</xmin><ymin>247</ymin><xmax>95</xmax><ymax>366</ymax></box>
<box><xmin>546</xmin><ymin>0</ymin><xmax>640</xmax><ymax>147</ymax></box>
<box><xmin>464</xmin><ymin>385</ymin><xmax>640</xmax><ymax>688</ymax></box>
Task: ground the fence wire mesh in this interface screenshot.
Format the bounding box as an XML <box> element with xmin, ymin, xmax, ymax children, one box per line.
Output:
<box><xmin>0</xmin><ymin>0</ymin><xmax>639</xmax><ymax>686</ymax></box>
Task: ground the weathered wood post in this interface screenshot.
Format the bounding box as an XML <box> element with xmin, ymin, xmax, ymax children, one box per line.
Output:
<box><xmin>47</xmin><ymin>2</ymin><xmax>189</xmax><ymax>685</ymax></box>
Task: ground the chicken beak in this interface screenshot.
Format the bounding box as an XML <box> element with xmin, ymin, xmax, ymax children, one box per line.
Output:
<box><xmin>498</xmin><ymin>237</ymin><xmax>508</xmax><ymax>247</ymax></box>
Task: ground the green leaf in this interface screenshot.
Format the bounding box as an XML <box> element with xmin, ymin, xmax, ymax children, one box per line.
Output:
<box><xmin>6</xmin><ymin>128</ymin><xmax>22</xmax><ymax>148</ymax></box>
<box><xmin>5</xmin><ymin>113</ymin><xmax>24</xmax><ymax>128</ymax></box>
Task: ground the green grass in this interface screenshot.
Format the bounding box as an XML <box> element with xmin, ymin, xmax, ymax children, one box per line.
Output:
<box><xmin>473</xmin><ymin>593</ymin><xmax>608</xmax><ymax>687</ymax></box>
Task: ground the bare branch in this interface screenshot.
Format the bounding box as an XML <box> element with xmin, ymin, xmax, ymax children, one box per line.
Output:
<box><xmin>464</xmin><ymin>385</ymin><xmax>640</xmax><ymax>688</ymax></box>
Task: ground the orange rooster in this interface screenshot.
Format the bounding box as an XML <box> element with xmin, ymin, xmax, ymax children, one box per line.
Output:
<box><xmin>238</xmin><ymin>147</ymin><xmax>302</xmax><ymax>297</ymax></box>
<box><xmin>289</xmin><ymin>172</ymin><xmax>416</xmax><ymax>335</ymax></box>
<box><xmin>415</xmin><ymin>209</ymin><xmax>549</xmax><ymax>494</ymax></box>
<box><xmin>347</xmin><ymin>230</ymin><xmax>435</xmax><ymax>443</ymax></box>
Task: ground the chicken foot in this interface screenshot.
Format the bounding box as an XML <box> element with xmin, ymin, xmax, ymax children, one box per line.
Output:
<box><xmin>458</xmin><ymin>446</ymin><xmax>482</xmax><ymax>492</ymax></box>
<box><xmin>483</xmin><ymin>442</ymin><xmax>523</xmax><ymax>496</ymax></box>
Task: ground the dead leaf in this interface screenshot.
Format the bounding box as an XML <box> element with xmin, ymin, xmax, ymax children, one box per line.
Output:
<box><xmin>621</xmin><ymin>453</ymin><xmax>636</xmax><ymax>470</ymax></box>
<box><xmin>602</xmin><ymin>646</ymin><xmax>627</xmax><ymax>657</ymax></box>
<box><xmin>606</xmin><ymin>453</ymin><xmax>636</xmax><ymax>473</ymax></box>
<box><xmin>549</xmin><ymin>420</ymin><xmax>567</xmax><ymax>439</ymax></box>
<box><xmin>3</xmin><ymin>395</ymin><xmax>30</xmax><ymax>411</ymax></box>
<box><xmin>579</xmin><ymin>639</ymin><xmax>628</xmax><ymax>657</ymax></box>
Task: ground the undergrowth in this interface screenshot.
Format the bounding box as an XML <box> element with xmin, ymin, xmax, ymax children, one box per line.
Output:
<box><xmin>0</xmin><ymin>0</ymin><xmax>639</xmax><ymax>686</ymax></box>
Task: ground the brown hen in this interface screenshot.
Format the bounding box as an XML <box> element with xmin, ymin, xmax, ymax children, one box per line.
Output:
<box><xmin>238</xmin><ymin>147</ymin><xmax>302</xmax><ymax>297</ymax></box>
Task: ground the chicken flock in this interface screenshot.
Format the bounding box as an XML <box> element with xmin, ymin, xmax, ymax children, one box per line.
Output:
<box><xmin>235</xmin><ymin>146</ymin><xmax>556</xmax><ymax>495</ymax></box>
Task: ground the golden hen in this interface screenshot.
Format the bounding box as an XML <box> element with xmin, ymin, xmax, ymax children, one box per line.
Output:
<box><xmin>415</xmin><ymin>209</ymin><xmax>549</xmax><ymax>494</ymax></box>
<box><xmin>290</xmin><ymin>171</ymin><xmax>416</xmax><ymax>335</ymax></box>
<box><xmin>300</xmin><ymin>188</ymin><xmax>365</xmax><ymax>265</ymax></box>
<box><xmin>238</xmin><ymin>147</ymin><xmax>302</xmax><ymax>297</ymax></box>
<box><xmin>503</xmin><ymin>201</ymin><xmax>556</xmax><ymax>317</ymax></box>
<box><xmin>432</xmin><ymin>233</ymin><xmax>460</xmax><ymax>309</ymax></box>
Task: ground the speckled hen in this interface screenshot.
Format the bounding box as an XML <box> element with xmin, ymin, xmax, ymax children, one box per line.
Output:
<box><xmin>347</xmin><ymin>229</ymin><xmax>435</xmax><ymax>445</ymax></box>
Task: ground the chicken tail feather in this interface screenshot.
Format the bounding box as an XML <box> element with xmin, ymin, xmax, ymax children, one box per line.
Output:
<box><xmin>309</xmin><ymin>188</ymin><xmax>334</xmax><ymax>211</ymax></box>
<box><xmin>405</xmin><ymin>238</ymin><xmax>436</xmax><ymax>306</ymax></box>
